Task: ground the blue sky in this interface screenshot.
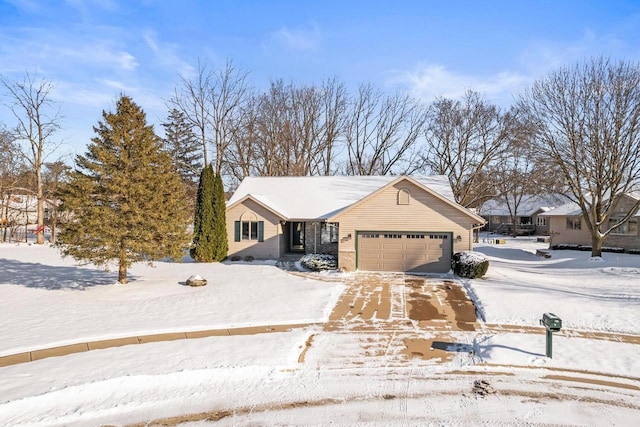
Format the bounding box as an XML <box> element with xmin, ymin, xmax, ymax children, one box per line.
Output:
<box><xmin>1</xmin><ymin>0</ymin><xmax>640</xmax><ymax>159</ymax></box>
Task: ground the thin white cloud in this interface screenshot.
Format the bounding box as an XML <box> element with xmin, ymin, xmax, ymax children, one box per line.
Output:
<box><xmin>0</xmin><ymin>28</ymin><xmax>138</xmax><ymax>74</ymax></box>
<box><xmin>391</xmin><ymin>63</ymin><xmax>528</xmax><ymax>105</ymax></box>
<box><xmin>271</xmin><ymin>25</ymin><xmax>320</xmax><ymax>51</ymax></box>
<box><xmin>143</xmin><ymin>30</ymin><xmax>194</xmax><ymax>77</ymax></box>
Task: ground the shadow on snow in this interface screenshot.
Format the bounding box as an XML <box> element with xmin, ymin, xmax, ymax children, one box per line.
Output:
<box><xmin>0</xmin><ymin>258</ymin><xmax>131</xmax><ymax>290</ymax></box>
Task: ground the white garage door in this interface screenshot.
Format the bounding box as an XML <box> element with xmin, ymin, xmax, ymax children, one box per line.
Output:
<box><xmin>357</xmin><ymin>232</ymin><xmax>452</xmax><ymax>273</ymax></box>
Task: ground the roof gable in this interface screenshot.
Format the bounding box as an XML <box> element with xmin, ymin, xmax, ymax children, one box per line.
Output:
<box><xmin>226</xmin><ymin>175</ymin><xmax>459</xmax><ymax>221</ymax></box>
<box><xmin>328</xmin><ymin>175</ymin><xmax>486</xmax><ymax>223</ymax></box>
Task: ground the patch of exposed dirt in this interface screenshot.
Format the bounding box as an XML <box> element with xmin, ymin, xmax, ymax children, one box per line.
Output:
<box><xmin>407</xmin><ymin>292</ymin><xmax>445</xmax><ymax>321</ymax></box>
<box><xmin>298</xmin><ymin>334</ymin><xmax>315</xmax><ymax>363</ymax></box>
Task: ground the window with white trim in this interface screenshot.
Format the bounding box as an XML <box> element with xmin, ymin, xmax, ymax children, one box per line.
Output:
<box><xmin>234</xmin><ymin>212</ymin><xmax>264</xmax><ymax>242</ymax></box>
<box><xmin>536</xmin><ymin>216</ymin><xmax>546</xmax><ymax>226</ymax></box>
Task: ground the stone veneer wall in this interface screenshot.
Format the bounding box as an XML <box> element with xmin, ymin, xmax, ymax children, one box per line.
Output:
<box><xmin>303</xmin><ymin>221</ymin><xmax>339</xmax><ymax>255</ymax></box>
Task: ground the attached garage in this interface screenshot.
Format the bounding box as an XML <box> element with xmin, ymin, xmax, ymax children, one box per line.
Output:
<box><xmin>357</xmin><ymin>231</ymin><xmax>452</xmax><ymax>273</ymax></box>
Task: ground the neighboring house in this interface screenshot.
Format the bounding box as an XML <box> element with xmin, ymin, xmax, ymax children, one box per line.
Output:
<box><xmin>0</xmin><ymin>195</ymin><xmax>57</xmax><ymax>226</ymax></box>
<box><xmin>480</xmin><ymin>194</ymin><xmax>569</xmax><ymax>236</ymax></box>
<box><xmin>539</xmin><ymin>192</ymin><xmax>640</xmax><ymax>251</ymax></box>
<box><xmin>225</xmin><ymin>175</ymin><xmax>485</xmax><ymax>273</ymax></box>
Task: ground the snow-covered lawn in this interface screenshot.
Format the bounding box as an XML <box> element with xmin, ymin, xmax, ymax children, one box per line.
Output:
<box><xmin>472</xmin><ymin>236</ymin><xmax>640</xmax><ymax>334</ymax></box>
<box><xmin>0</xmin><ymin>244</ymin><xmax>343</xmax><ymax>355</ymax></box>
<box><xmin>1</xmin><ymin>237</ymin><xmax>639</xmax><ymax>426</ymax></box>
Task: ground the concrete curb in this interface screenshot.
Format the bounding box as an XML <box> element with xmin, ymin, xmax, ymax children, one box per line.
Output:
<box><xmin>0</xmin><ymin>323</ymin><xmax>314</xmax><ymax>368</ymax></box>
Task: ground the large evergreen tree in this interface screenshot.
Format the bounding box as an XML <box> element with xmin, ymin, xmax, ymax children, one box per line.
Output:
<box><xmin>212</xmin><ymin>173</ymin><xmax>228</xmax><ymax>261</ymax></box>
<box><xmin>190</xmin><ymin>164</ymin><xmax>216</xmax><ymax>262</ymax></box>
<box><xmin>161</xmin><ymin>108</ymin><xmax>202</xmax><ymax>186</ymax></box>
<box><xmin>58</xmin><ymin>95</ymin><xmax>190</xmax><ymax>284</ymax></box>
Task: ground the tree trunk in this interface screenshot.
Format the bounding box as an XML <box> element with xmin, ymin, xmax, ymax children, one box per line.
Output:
<box><xmin>118</xmin><ymin>241</ymin><xmax>128</xmax><ymax>284</ymax></box>
<box><xmin>591</xmin><ymin>234</ymin><xmax>603</xmax><ymax>258</ymax></box>
<box><xmin>36</xmin><ymin>167</ymin><xmax>44</xmax><ymax>245</ymax></box>
<box><xmin>50</xmin><ymin>218</ymin><xmax>56</xmax><ymax>244</ymax></box>
<box><xmin>118</xmin><ymin>262</ymin><xmax>128</xmax><ymax>284</ymax></box>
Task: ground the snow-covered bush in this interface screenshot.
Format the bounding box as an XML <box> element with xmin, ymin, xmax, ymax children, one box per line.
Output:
<box><xmin>452</xmin><ymin>251</ymin><xmax>489</xmax><ymax>279</ymax></box>
<box><xmin>300</xmin><ymin>253</ymin><xmax>338</xmax><ymax>271</ymax></box>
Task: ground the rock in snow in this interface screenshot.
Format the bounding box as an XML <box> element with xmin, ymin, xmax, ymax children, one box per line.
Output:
<box><xmin>186</xmin><ymin>275</ymin><xmax>207</xmax><ymax>287</ymax></box>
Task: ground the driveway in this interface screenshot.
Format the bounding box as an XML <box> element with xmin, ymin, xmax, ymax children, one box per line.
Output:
<box><xmin>301</xmin><ymin>272</ymin><xmax>480</xmax><ymax>366</ymax></box>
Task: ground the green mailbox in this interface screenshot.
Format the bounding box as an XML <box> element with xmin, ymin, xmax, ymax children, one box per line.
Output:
<box><xmin>542</xmin><ymin>313</ymin><xmax>562</xmax><ymax>332</ymax></box>
<box><xmin>540</xmin><ymin>312</ymin><xmax>562</xmax><ymax>358</ymax></box>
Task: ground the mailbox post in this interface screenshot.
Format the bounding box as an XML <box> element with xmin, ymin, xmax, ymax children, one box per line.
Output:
<box><xmin>540</xmin><ymin>312</ymin><xmax>562</xmax><ymax>358</ymax></box>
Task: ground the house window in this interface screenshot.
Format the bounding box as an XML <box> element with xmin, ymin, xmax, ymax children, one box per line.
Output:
<box><xmin>566</xmin><ymin>217</ymin><xmax>581</xmax><ymax>230</ymax></box>
<box><xmin>321</xmin><ymin>222</ymin><xmax>339</xmax><ymax>244</ymax></box>
<box><xmin>242</xmin><ymin>221</ymin><xmax>258</xmax><ymax>240</ymax></box>
<box><xmin>609</xmin><ymin>217</ymin><xmax>638</xmax><ymax>235</ymax></box>
<box><xmin>491</xmin><ymin>216</ymin><xmax>500</xmax><ymax>224</ymax></box>
<box><xmin>430</xmin><ymin>234</ymin><xmax>448</xmax><ymax>239</ymax></box>
<box><xmin>397</xmin><ymin>189</ymin><xmax>410</xmax><ymax>205</ymax></box>
<box><xmin>234</xmin><ymin>212</ymin><xmax>264</xmax><ymax>242</ymax></box>
<box><xmin>536</xmin><ymin>217</ymin><xmax>546</xmax><ymax>226</ymax></box>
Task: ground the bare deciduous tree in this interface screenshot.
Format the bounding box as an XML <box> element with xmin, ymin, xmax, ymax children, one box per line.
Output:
<box><xmin>519</xmin><ymin>57</ymin><xmax>640</xmax><ymax>257</ymax></box>
<box><xmin>226</xmin><ymin>78</ymin><xmax>346</xmax><ymax>181</ymax></box>
<box><xmin>421</xmin><ymin>90</ymin><xmax>510</xmax><ymax>208</ymax></box>
<box><xmin>490</xmin><ymin>111</ymin><xmax>546</xmax><ymax>235</ymax></box>
<box><xmin>171</xmin><ymin>60</ymin><xmax>214</xmax><ymax>166</ymax></box>
<box><xmin>209</xmin><ymin>60</ymin><xmax>249</xmax><ymax>176</ymax></box>
<box><xmin>171</xmin><ymin>60</ymin><xmax>249</xmax><ymax>175</ymax></box>
<box><xmin>0</xmin><ymin>126</ymin><xmax>26</xmax><ymax>242</ymax></box>
<box><xmin>42</xmin><ymin>160</ymin><xmax>70</xmax><ymax>244</ymax></box>
<box><xmin>1</xmin><ymin>72</ymin><xmax>62</xmax><ymax>244</ymax></box>
<box><xmin>344</xmin><ymin>84</ymin><xmax>426</xmax><ymax>175</ymax></box>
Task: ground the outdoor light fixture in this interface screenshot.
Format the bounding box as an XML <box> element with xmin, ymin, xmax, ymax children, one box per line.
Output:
<box><xmin>456</xmin><ymin>235</ymin><xmax>462</xmax><ymax>241</ymax></box>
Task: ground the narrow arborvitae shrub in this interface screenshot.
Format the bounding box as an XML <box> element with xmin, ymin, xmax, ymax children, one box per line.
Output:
<box><xmin>190</xmin><ymin>164</ymin><xmax>215</xmax><ymax>262</ymax></box>
<box><xmin>453</xmin><ymin>251</ymin><xmax>489</xmax><ymax>279</ymax></box>
<box><xmin>212</xmin><ymin>173</ymin><xmax>228</xmax><ymax>261</ymax></box>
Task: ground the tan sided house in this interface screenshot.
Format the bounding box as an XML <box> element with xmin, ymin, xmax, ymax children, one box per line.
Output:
<box><xmin>539</xmin><ymin>192</ymin><xmax>640</xmax><ymax>251</ymax></box>
<box><xmin>226</xmin><ymin>175</ymin><xmax>485</xmax><ymax>273</ymax></box>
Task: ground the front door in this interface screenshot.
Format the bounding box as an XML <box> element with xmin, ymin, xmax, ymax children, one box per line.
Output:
<box><xmin>290</xmin><ymin>222</ymin><xmax>305</xmax><ymax>252</ymax></box>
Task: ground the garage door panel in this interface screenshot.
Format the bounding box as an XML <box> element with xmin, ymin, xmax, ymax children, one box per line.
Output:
<box><xmin>381</xmin><ymin>243</ymin><xmax>403</xmax><ymax>250</ymax></box>
<box><xmin>381</xmin><ymin>252</ymin><xmax>404</xmax><ymax>261</ymax></box>
<box><xmin>357</xmin><ymin>232</ymin><xmax>451</xmax><ymax>273</ymax></box>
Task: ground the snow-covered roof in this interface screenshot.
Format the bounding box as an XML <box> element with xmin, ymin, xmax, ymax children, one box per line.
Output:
<box><xmin>538</xmin><ymin>201</ymin><xmax>582</xmax><ymax>216</ymax></box>
<box><xmin>479</xmin><ymin>194</ymin><xmax>569</xmax><ymax>217</ymax></box>
<box><xmin>540</xmin><ymin>191</ymin><xmax>640</xmax><ymax>217</ymax></box>
<box><xmin>227</xmin><ymin>175</ymin><xmax>456</xmax><ymax>220</ymax></box>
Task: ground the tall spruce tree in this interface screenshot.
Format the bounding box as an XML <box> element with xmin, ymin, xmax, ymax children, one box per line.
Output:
<box><xmin>212</xmin><ymin>173</ymin><xmax>228</xmax><ymax>261</ymax></box>
<box><xmin>190</xmin><ymin>164</ymin><xmax>216</xmax><ymax>262</ymax></box>
<box><xmin>58</xmin><ymin>95</ymin><xmax>190</xmax><ymax>284</ymax></box>
<box><xmin>161</xmin><ymin>108</ymin><xmax>202</xmax><ymax>186</ymax></box>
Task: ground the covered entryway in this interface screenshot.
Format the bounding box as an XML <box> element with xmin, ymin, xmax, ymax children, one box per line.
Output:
<box><xmin>357</xmin><ymin>232</ymin><xmax>452</xmax><ymax>273</ymax></box>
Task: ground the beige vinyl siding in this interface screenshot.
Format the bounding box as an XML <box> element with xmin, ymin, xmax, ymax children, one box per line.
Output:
<box><xmin>548</xmin><ymin>216</ymin><xmax>590</xmax><ymax>246</ymax></box>
<box><xmin>226</xmin><ymin>199</ymin><xmax>283</xmax><ymax>259</ymax></box>
<box><xmin>548</xmin><ymin>194</ymin><xmax>640</xmax><ymax>249</ymax></box>
<box><xmin>334</xmin><ymin>181</ymin><xmax>476</xmax><ymax>271</ymax></box>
